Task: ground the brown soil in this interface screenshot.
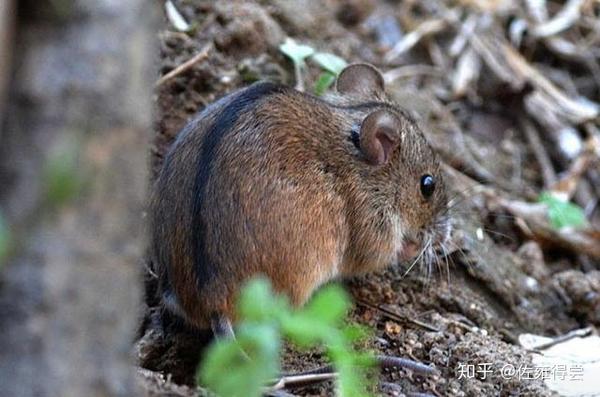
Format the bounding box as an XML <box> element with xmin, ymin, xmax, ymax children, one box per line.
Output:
<box><xmin>138</xmin><ymin>1</ymin><xmax>600</xmax><ymax>396</ymax></box>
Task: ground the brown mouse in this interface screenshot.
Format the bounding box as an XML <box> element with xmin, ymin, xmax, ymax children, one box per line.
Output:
<box><xmin>149</xmin><ymin>63</ymin><xmax>451</xmax><ymax>343</ymax></box>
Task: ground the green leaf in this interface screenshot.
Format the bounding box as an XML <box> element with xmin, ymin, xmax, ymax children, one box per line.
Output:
<box><xmin>328</xmin><ymin>341</ymin><xmax>375</xmax><ymax>397</ymax></box>
<box><xmin>350</xmin><ymin>351</ymin><xmax>378</xmax><ymax>368</ymax></box>
<box><xmin>538</xmin><ymin>192</ymin><xmax>588</xmax><ymax>229</ymax></box>
<box><xmin>341</xmin><ymin>324</ymin><xmax>371</xmax><ymax>343</ymax></box>
<box><xmin>279</xmin><ymin>38</ymin><xmax>315</xmax><ymax>68</ymax></box>
<box><xmin>238</xmin><ymin>277</ymin><xmax>289</xmax><ymax>322</ymax></box>
<box><xmin>200</xmin><ymin>324</ymin><xmax>280</xmax><ymax>397</ymax></box>
<box><xmin>280</xmin><ymin>312</ymin><xmax>328</xmax><ymax>347</ymax></box>
<box><xmin>337</xmin><ymin>361</ymin><xmax>373</xmax><ymax>397</ymax></box>
<box><xmin>303</xmin><ymin>284</ymin><xmax>350</xmax><ymax>326</ymax></box>
<box><xmin>312</xmin><ymin>52</ymin><xmax>348</xmax><ymax>75</ymax></box>
<box><xmin>0</xmin><ymin>211</ymin><xmax>10</xmax><ymax>269</ymax></box>
<box><xmin>314</xmin><ymin>71</ymin><xmax>337</xmax><ymax>95</ymax></box>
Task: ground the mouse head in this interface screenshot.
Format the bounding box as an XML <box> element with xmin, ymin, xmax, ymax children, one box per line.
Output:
<box><xmin>335</xmin><ymin>64</ymin><xmax>452</xmax><ymax>269</ymax></box>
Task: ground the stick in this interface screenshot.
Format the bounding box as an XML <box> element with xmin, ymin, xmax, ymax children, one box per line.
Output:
<box><xmin>356</xmin><ymin>300</ymin><xmax>440</xmax><ymax>332</ymax></box>
<box><xmin>267</xmin><ymin>355</ymin><xmax>438</xmax><ymax>391</ymax></box>
<box><xmin>529</xmin><ymin>327</ymin><xmax>593</xmax><ymax>351</ymax></box>
<box><xmin>267</xmin><ymin>372</ymin><xmax>338</xmax><ymax>391</ymax></box>
<box><xmin>155</xmin><ymin>44</ymin><xmax>211</xmax><ymax>88</ymax></box>
<box><xmin>281</xmin><ymin>355</ymin><xmax>437</xmax><ymax>378</ymax></box>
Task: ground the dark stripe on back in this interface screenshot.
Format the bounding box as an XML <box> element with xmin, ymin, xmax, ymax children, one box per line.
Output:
<box><xmin>191</xmin><ymin>81</ymin><xmax>286</xmax><ymax>290</ymax></box>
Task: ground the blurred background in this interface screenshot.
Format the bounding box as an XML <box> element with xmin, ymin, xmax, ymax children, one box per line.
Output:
<box><xmin>0</xmin><ymin>1</ymin><xmax>156</xmax><ymax>396</ymax></box>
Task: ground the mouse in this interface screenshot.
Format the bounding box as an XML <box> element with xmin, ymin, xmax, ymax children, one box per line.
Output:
<box><xmin>149</xmin><ymin>63</ymin><xmax>451</xmax><ymax>370</ymax></box>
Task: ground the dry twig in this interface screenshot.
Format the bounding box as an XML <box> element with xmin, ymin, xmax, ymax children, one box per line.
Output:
<box><xmin>155</xmin><ymin>44</ymin><xmax>212</xmax><ymax>88</ymax></box>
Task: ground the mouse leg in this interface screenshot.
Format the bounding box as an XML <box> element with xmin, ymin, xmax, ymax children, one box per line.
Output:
<box><xmin>210</xmin><ymin>313</ymin><xmax>253</xmax><ymax>363</ymax></box>
<box><xmin>210</xmin><ymin>312</ymin><xmax>236</xmax><ymax>340</ymax></box>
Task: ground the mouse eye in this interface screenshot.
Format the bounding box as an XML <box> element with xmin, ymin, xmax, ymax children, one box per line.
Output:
<box><xmin>420</xmin><ymin>174</ymin><xmax>435</xmax><ymax>199</ymax></box>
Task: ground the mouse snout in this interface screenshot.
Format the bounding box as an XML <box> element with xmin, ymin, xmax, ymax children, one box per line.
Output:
<box><xmin>396</xmin><ymin>229</ymin><xmax>429</xmax><ymax>263</ymax></box>
<box><xmin>397</xmin><ymin>215</ymin><xmax>453</xmax><ymax>265</ymax></box>
<box><xmin>397</xmin><ymin>237</ymin><xmax>421</xmax><ymax>263</ymax></box>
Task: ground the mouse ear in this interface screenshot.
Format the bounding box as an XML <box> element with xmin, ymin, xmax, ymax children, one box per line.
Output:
<box><xmin>359</xmin><ymin>110</ymin><xmax>401</xmax><ymax>166</ymax></box>
<box><xmin>336</xmin><ymin>63</ymin><xmax>385</xmax><ymax>96</ymax></box>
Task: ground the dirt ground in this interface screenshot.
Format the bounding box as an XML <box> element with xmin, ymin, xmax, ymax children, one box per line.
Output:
<box><xmin>138</xmin><ymin>1</ymin><xmax>600</xmax><ymax>396</ymax></box>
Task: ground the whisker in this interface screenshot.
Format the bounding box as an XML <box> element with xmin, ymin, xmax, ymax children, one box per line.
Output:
<box><xmin>402</xmin><ymin>235</ymin><xmax>430</xmax><ymax>280</ymax></box>
<box><xmin>424</xmin><ymin>238</ymin><xmax>434</xmax><ymax>288</ymax></box>
<box><xmin>431</xmin><ymin>245</ymin><xmax>441</xmax><ymax>285</ymax></box>
<box><xmin>481</xmin><ymin>227</ymin><xmax>516</xmax><ymax>243</ymax></box>
<box><xmin>441</xmin><ymin>243</ymin><xmax>451</xmax><ymax>285</ymax></box>
<box><xmin>402</xmin><ymin>242</ymin><xmax>427</xmax><ymax>279</ymax></box>
<box><xmin>442</xmin><ymin>239</ymin><xmax>473</xmax><ymax>267</ymax></box>
<box><xmin>442</xmin><ymin>242</ymin><xmax>460</xmax><ymax>271</ymax></box>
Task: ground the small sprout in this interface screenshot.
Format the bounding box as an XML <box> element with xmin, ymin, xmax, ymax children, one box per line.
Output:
<box><xmin>538</xmin><ymin>191</ymin><xmax>588</xmax><ymax>229</ymax></box>
<box><xmin>312</xmin><ymin>52</ymin><xmax>347</xmax><ymax>95</ymax></box>
<box><xmin>279</xmin><ymin>38</ymin><xmax>315</xmax><ymax>91</ymax></box>
<box><xmin>0</xmin><ymin>211</ymin><xmax>10</xmax><ymax>269</ymax></box>
<box><xmin>314</xmin><ymin>71</ymin><xmax>337</xmax><ymax>96</ymax></box>
<box><xmin>279</xmin><ymin>38</ymin><xmax>315</xmax><ymax>68</ymax></box>
<box><xmin>279</xmin><ymin>39</ymin><xmax>348</xmax><ymax>94</ymax></box>
<box><xmin>312</xmin><ymin>52</ymin><xmax>348</xmax><ymax>75</ymax></box>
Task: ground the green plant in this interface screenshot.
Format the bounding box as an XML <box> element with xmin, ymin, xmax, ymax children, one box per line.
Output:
<box><xmin>279</xmin><ymin>38</ymin><xmax>315</xmax><ymax>70</ymax></box>
<box><xmin>279</xmin><ymin>38</ymin><xmax>348</xmax><ymax>95</ymax></box>
<box><xmin>538</xmin><ymin>191</ymin><xmax>588</xmax><ymax>229</ymax></box>
<box><xmin>199</xmin><ymin>278</ymin><xmax>376</xmax><ymax>397</ymax></box>
<box><xmin>279</xmin><ymin>38</ymin><xmax>315</xmax><ymax>91</ymax></box>
<box><xmin>312</xmin><ymin>52</ymin><xmax>348</xmax><ymax>75</ymax></box>
<box><xmin>312</xmin><ymin>52</ymin><xmax>347</xmax><ymax>95</ymax></box>
<box><xmin>314</xmin><ymin>72</ymin><xmax>337</xmax><ymax>96</ymax></box>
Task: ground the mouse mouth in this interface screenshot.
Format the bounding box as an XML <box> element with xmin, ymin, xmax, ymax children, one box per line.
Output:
<box><xmin>397</xmin><ymin>238</ymin><xmax>421</xmax><ymax>263</ymax></box>
<box><xmin>397</xmin><ymin>218</ymin><xmax>453</xmax><ymax>267</ymax></box>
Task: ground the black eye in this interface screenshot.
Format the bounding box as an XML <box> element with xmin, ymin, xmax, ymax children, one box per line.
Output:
<box><xmin>420</xmin><ymin>174</ymin><xmax>435</xmax><ymax>199</ymax></box>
